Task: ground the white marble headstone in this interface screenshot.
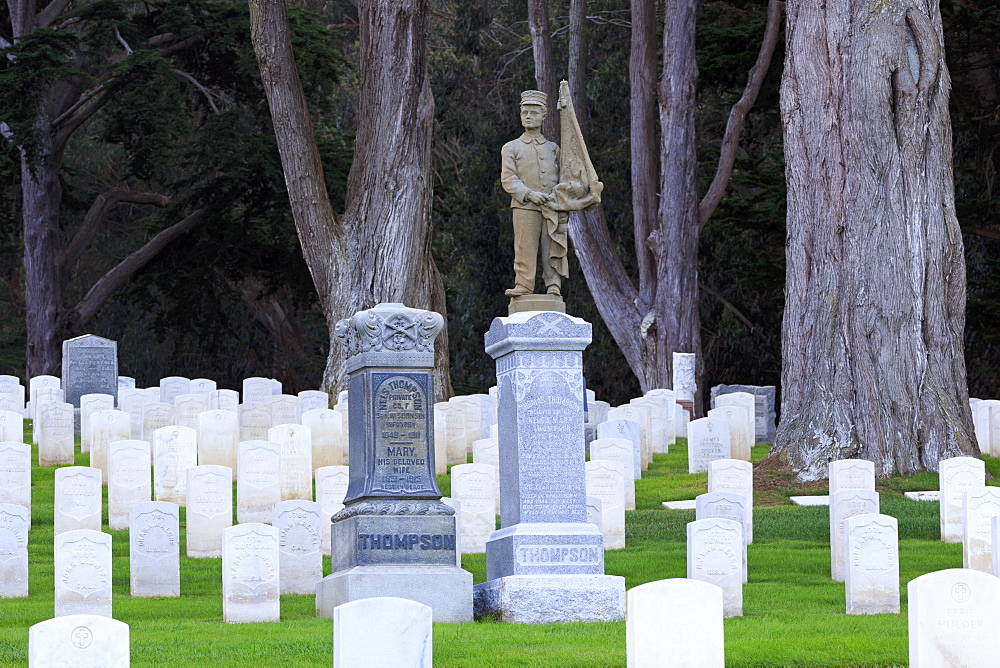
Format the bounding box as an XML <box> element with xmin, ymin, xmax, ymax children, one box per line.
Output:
<box><xmin>159</xmin><ymin>376</ymin><xmax>191</xmax><ymax>405</ymax></box>
<box><xmin>830</xmin><ymin>490</ymin><xmax>880</xmax><ymax>581</ymax></box>
<box><xmin>687</xmin><ymin>517</ymin><xmax>743</xmax><ymax>617</ymax></box>
<box><xmin>687</xmin><ymin>418</ymin><xmax>731</xmax><ymax>474</ymax></box>
<box><xmin>236</xmin><ymin>440</ymin><xmax>282</xmax><ymax>524</ymax></box>
<box><xmin>0</xmin><ymin>503</ymin><xmax>29</xmax><ymax>597</ymax></box>
<box><xmin>197</xmin><ymin>410</ymin><xmax>239</xmax><ymax>474</ymax></box>
<box><xmin>37</xmin><ymin>401</ymin><xmax>74</xmax><ymax>465</ymax></box>
<box><xmin>152</xmin><ymin>426</ymin><xmax>198</xmax><ymax>504</ymax></box>
<box><xmin>315</xmin><ymin>465</ymin><xmax>350</xmax><ymax>556</ymax></box>
<box><xmin>107</xmin><ymin>440</ymin><xmax>151</xmax><ymax>530</ymax></box>
<box><xmin>55</xmin><ymin>529</ymin><xmax>112</xmax><ymax>617</ymax></box>
<box><xmin>242</xmin><ymin>377</ymin><xmax>274</xmax><ymax>406</ymax></box>
<box><xmin>54</xmin><ymin>467</ymin><xmax>102</xmax><ymax>534</ymax></box>
<box><xmin>708</xmin><ymin>459</ymin><xmax>754</xmax><ymax>543</ymax></box>
<box><xmin>829</xmin><ymin>459</ymin><xmax>876</xmax><ymax>496</ymax></box>
<box><xmin>267</xmin><ymin>394</ymin><xmax>299</xmax><ymax>427</ymax></box>
<box><xmin>297</xmin><ymin>390</ymin><xmax>329</xmax><ymax>418</ymax></box>
<box><xmin>333</xmin><ymin>597</ymin><xmax>433</xmax><ymax>668</ymax></box>
<box><xmin>89</xmin><ymin>409</ymin><xmax>130</xmax><ymax>484</ymax></box>
<box><xmin>908</xmin><ymin>568</ymin><xmax>1000</xmax><ymax>666</ymax></box>
<box><xmin>130</xmin><ymin>501</ymin><xmax>180</xmax><ymax>597</ymax></box>
<box><xmin>585</xmin><ymin>460</ymin><xmax>626</xmax><ymax>549</ymax></box>
<box><xmin>302</xmin><ymin>408</ymin><xmax>343</xmax><ymax>470</ymax></box>
<box><xmin>589</xmin><ymin>437</ymin><xmax>637</xmax><ymax>510</ymax></box>
<box><xmin>140</xmin><ymin>402</ymin><xmax>172</xmax><ymax>442</ymax></box>
<box><xmin>845</xmin><ymin>513</ymin><xmax>899</xmax><ymax>614</ymax></box>
<box><xmin>0</xmin><ymin>441</ymin><xmax>30</xmax><ymax>515</ymax></box>
<box><xmin>172</xmin><ymin>393</ymin><xmax>208</xmax><ymax>430</ymax></box>
<box><xmin>29</xmin><ymin>614</ymin><xmax>129</xmax><ymax>667</ymax></box>
<box><xmin>80</xmin><ymin>393</ymin><xmax>114</xmax><ymax>455</ymax></box>
<box><xmin>268</xmin><ymin>423</ymin><xmax>312</xmax><ymax>501</ymax></box>
<box><xmin>962</xmin><ymin>486</ymin><xmax>1000</xmax><ymax>572</ymax></box>
<box><xmin>222</xmin><ymin>523</ymin><xmax>280</xmax><ymax>623</ymax></box>
<box><xmin>239</xmin><ymin>403</ymin><xmax>272</xmax><ymax>442</ymax></box>
<box><xmin>272</xmin><ymin>499</ymin><xmax>323</xmax><ymax>594</ymax></box>
<box><xmin>450</xmin><ymin>463</ymin><xmax>496</xmax><ymax>554</ymax></box>
<box><xmin>626</xmin><ymin>578</ymin><xmax>724</xmax><ymax>668</ymax></box>
<box><xmin>707</xmin><ymin>405</ymin><xmax>751</xmax><ymax>462</ymax></box>
<box><xmin>940</xmin><ymin>457</ymin><xmax>986</xmax><ymax>543</ymax></box>
<box><xmin>186</xmin><ymin>465</ymin><xmax>233</xmax><ymax>558</ymax></box>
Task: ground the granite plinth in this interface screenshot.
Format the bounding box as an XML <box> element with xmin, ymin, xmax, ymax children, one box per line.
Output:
<box><xmin>473</xmin><ymin>574</ymin><xmax>625</xmax><ymax>624</ymax></box>
<box><xmin>316</xmin><ymin>565</ymin><xmax>472</xmax><ymax>623</ymax></box>
<box><xmin>507</xmin><ymin>295</ymin><xmax>566</xmax><ymax>315</ymax></box>
<box><xmin>330</xmin><ymin>511</ymin><xmax>458</xmax><ymax>571</ymax></box>
<box><xmin>485</xmin><ymin>522</ymin><xmax>604</xmax><ymax>579</ymax></box>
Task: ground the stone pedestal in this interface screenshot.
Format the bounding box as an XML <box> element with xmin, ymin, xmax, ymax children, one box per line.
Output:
<box><xmin>508</xmin><ymin>294</ymin><xmax>565</xmax><ymax>315</ymax></box>
<box><xmin>474</xmin><ymin>311</ymin><xmax>625</xmax><ymax>623</ymax></box>
<box><xmin>316</xmin><ymin>303</ymin><xmax>473</xmax><ymax>623</ymax></box>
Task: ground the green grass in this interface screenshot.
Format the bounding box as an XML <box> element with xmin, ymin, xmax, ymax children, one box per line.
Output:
<box><xmin>0</xmin><ymin>429</ymin><xmax>971</xmax><ymax>665</ymax></box>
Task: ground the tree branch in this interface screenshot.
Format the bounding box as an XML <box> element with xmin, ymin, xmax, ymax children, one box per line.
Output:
<box><xmin>966</xmin><ymin>226</ymin><xmax>1000</xmax><ymax>242</ymax></box>
<box><xmin>171</xmin><ymin>68</ymin><xmax>220</xmax><ymax>114</ymax></box>
<box><xmin>114</xmin><ymin>24</ymin><xmax>133</xmax><ymax>54</ymax></box>
<box><xmin>61</xmin><ymin>189</ymin><xmax>171</xmax><ymax>283</ymax></box>
<box><xmin>67</xmin><ymin>208</ymin><xmax>205</xmax><ymax>332</ymax></box>
<box><xmin>36</xmin><ymin>0</ymin><xmax>86</xmax><ymax>29</ymax></box>
<box><xmin>698</xmin><ymin>0</ymin><xmax>783</xmax><ymax>227</ymax></box>
<box><xmin>698</xmin><ymin>281</ymin><xmax>755</xmax><ymax>330</ymax></box>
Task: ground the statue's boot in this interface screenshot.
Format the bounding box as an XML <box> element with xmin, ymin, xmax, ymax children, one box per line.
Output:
<box><xmin>505</xmin><ymin>285</ymin><xmax>532</xmax><ymax>297</ymax></box>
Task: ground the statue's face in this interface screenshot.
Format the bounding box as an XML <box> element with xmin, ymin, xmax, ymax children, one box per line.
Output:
<box><xmin>520</xmin><ymin>105</ymin><xmax>546</xmax><ymax>130</ymax></box>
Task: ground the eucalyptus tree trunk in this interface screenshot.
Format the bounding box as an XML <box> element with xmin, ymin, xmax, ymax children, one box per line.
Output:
<box><xmin>251</xmin><ymin>0</ymin><xmax>451</xmax><ymax>399</ymax></box>
<box><xmin>773</xmin><ymin>0</ymin><xmax>977</xmax><ymax>479</ymax></box>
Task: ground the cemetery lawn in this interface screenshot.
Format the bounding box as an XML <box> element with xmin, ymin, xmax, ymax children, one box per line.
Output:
<box><xmin>3</xmin><ymin>433</ymin><xmax>991</xmax><ymax>666</ymax></box>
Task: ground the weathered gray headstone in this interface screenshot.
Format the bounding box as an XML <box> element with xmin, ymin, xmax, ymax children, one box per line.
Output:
<box><xmin>474</xmin><ymin>311</ymin><xmax>625</xmax><ymax>624</ymax></box>
<box><xmin>940</xmin><ymin>457</ymin><xmax>986</xmax><ymax>543</ymax></box>
<box><xmin>687</xmin><ymin>517</ymin><xmax>743</xmax><ymax>617</ymax></box>
<box><xmin>626</xmin><ymin>578</ymin><xmax>724</xmax><ymax>667</ymax></box>
<box><xmin>62</xmin><ymin>334</ymin><xmax>118</xmax><ymax>407</ymax></box>
<box><xmin>318</xmin><ymin>303</ymin><xmax>473</xmax><ymax>624</ymax></box>
<box><xmin>222</xmin><ymin>523</ymin><xmax>280</xmax><ymax>623</ymax></box>
<box><xmin>273</xmin><ymin>499</ymin><xmax>323</xmax><ymax>594</ymax></box>
<box><xmin>908</xmin><ymin>568</ymin><xmax>1000</xmax><ymax>665</ymax></box>
<box><xmin>236</xmin><ymin>440</ymin><xmax>282</xmax><ymax>524</ymax></box>
<box><xmin>0</xmin><ymin>503</ymin><xmax>29</xmax><ymax>597</ymax></box>
<box><xmin>186</xmin><ymin>465</ymin><xmax>233</xmax><ymax>558</ymax></box>
<box><xmin>130</xmin><ymin>501</ymin><xmax>180</xmax><ymax>597</ymax></box>
<box><xmin>333</xmin><ymin>597</ymin><xmax>433</xmax><ymax>668</ymax></box>
<box><xmin>37</xmin><ymin>401</ymin><xmax>74</xmax><ymax>466</ymax></box>
<box><xmin>54</xmin><ymin>529</ymin><xmax>112</xmax><ymax>617</ymax></box>
<box><xmin>54</xmin><ymin>467</ymin><xmax>101</xmax><ymax>534</ymax></box>
<box><xmin>830</xmin><ymin>490</ymin><xmax>880</xmax><ymax>581</ymax></box>
<box><xmin>29</xmin><ymin>615</ymin><xmax>129</xmax><ymax>667</ymax></box>
<box><xmin>845</xmin><ymin>513</ymin><xmax>899</xmax><ymax>614</ymax></box>
<box><xmin>107</xmin><ymin>440</ymin><xmax>151</xmax><ymax>530</ymax></box>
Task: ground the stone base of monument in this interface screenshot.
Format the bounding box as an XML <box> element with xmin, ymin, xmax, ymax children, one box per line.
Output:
<box><xmin>678</xmin><ymin>399</ymin><xmax>694</xmax><ymax>419</ymax></box>
<box><xmin>316</xmin><ymin>566</ymin><xmax>473</xmax><ymax>623</ymax></box>
<box><xmin>507</xmin><ymin>294</ymin><xmax>565</xmax><ymax>315</ymax></box>
<box><xmin>473</xmin><ymin>574</ymin><xmax>625</xmax><ymax>623</ymax></box>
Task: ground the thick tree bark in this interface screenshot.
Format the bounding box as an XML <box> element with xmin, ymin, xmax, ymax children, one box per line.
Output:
<box><xmin>568</xmin><ymin>0</ymin><xmax>589</xmax><ymax>136</ymax></box>
<box><xmin>344</xmin><ymin>0</ymin><xmax>452</xmax><ymax>400</ymax></box>
<box><xmin>251</xmin><ymin>0</ymin><xmax>450</xmax><ymax>398</ymax></box>
<box><xmin>654</xmin><ymin>0</ymin><xmax>702</xmax><ymax>407</ymax></box>
<box><xmin>773</xmin><ymin>0</ymin><xmax>977</xmax><ymax>479</ymax></box>
<box><xmin>248</xmin><ymin>0</ymin><xmax>351</xmax><ymax>394</ymax></box>
<box><xmin>527</xmin><ymin>0</ymin><xmax>559</xmax><ymax>140</ymax></box>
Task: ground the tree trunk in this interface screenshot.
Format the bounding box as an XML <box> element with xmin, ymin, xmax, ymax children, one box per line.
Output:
<box><xmin>568</xmin><ymin>0</ymin><xmax>589</xmax><ymax>136</ymax></box>
<box><xmin>527</xmin><ymin>0</ymin><xmax>559</xmax><ymax>140</ymax></box>
<box><xmin>773</xmin><ymin>0</ymin><xmax>977</xmax><ymax>479</ymax></box>
<box><xmin>249</xmin><ymin>0</ymin><xmax>351</xmax><ymax>393</ymax></box>
<box><xmin>21</xmin><ymin>99</ymin><xmax>64</xmax><ymax>377</ymax></box>
<box><xmin>655</xmin><ymin>0</ymin><xmax>702</xmax><ymax>408</ymax></box>
<box><xmin>342</xmin><ymin>0</ymin><xmax>452</xmax><ymax>400</ymax></box>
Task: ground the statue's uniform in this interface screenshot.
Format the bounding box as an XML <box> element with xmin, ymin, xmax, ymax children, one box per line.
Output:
<box><xmin>500</xmin><ymin>133</ymin><xmax>560</xmax><ymax>294</ymax></box>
